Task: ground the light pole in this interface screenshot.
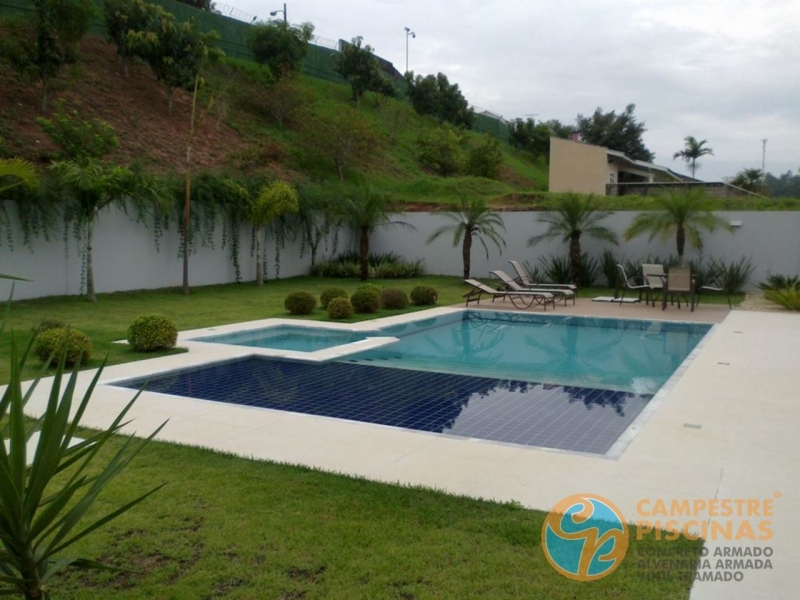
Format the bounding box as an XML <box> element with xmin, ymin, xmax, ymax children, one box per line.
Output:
<box><xmin>270</xmin><ymin>2</ymin><xmax>287</xmax><ymax>22</ymax></box>
<box><xmin>761</xmin><ymin>138</ymin><xmax>767</xmax><ymax>176</ymax></box>
<box><xmin>404</xmin><ymin>27</ymin><xmax>415</xmax><ymax>74</ymax></box>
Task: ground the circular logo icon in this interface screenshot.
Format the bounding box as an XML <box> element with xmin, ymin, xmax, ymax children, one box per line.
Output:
<box><xmin>542</xmin><ymin>493</ymin><xmax>629</xmax><ymax>581</ymax></box>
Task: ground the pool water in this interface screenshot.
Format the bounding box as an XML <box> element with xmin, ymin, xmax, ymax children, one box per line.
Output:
<box><xmin>195</xmin><ymin>325</ymin><xmax>370</xmax><ymax>353</ymax></box>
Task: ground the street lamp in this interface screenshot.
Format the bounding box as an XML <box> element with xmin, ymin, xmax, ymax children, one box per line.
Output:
<box><xmin>270</xmin><ymin>2</ymin><xmax>287</xmax><ymax>22</ymax></box>
<box><xmin>404</xmin><ymin>26</ymin><xmax>415</xmax><ymax>74</ymax></box>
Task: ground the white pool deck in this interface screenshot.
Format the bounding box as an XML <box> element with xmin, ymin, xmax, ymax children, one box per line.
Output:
<box><xmin>18</xmin><ymin>300</ymin><xmax>800</xmax><ymax>599</ymax></box>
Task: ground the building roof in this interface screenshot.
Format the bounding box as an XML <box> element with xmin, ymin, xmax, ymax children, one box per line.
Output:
<box><xmin>605</xmin><ymin>149</ymin><xmax>690</xmax><ymax>182</ymax></box>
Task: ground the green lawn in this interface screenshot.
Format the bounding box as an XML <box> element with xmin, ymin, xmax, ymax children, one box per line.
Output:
<box><xmin>6</xmin><ymin>276</ymin><xmax>708</xmax><ymax>598</ymax></box>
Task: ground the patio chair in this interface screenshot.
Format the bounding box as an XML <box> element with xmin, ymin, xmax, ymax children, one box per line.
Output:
<box><xmin>463</xmin><ymin>279</ymin><xmax>556</xmax><ymax>311</ymax></box>
<box><xmin>662</xmin><ymin>267</ymin><xmax>695</xmax><ymax>311</ymax></box>
<box><xmin>508</xmin><ymin>260</ymin><xmax>577</xmax><ymax>291</ymax></box>
<box><xmin>642</xmin><ymin>263</ymin><xmax>665</xmax><ymax>306</ymax></box>
<box><xmin>695</xmin><ymin>281</ymin><xmax>732</xmax><ymax>309</ymax></box>
<box><xmin>616</xmin><ymin>265</ymin><xmax>651</xmax><ymax>305</ymax></box>
<box><xmin>490</xmin><ymin>270</ymin><xmax>575</xmax><ymax>305</ymax></box>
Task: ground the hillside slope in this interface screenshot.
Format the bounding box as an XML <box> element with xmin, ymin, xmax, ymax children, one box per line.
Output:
<box><xmin>0</xmin><ymin>36</ymin><xmax>549</xmax><ymax>207</ymax></box>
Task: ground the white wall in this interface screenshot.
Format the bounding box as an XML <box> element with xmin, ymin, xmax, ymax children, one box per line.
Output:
<box><xmin>1</xmin><ymin>207</ymin><xmax>798</xmax><ymax>300</ymax></box>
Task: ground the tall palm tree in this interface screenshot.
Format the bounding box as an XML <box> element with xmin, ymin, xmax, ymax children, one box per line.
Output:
<box><xmin>730</xmin><ymin>168</ymin><xmax>765</xmax><ymax>193</ymax></box>
<box><xmin>427</xmin><ymin>195</ymin><xmax>506</xmax><ymax>278</ymax></box>
<box><xmin>333</xmin><ymin>186</ymin><xmax>411</xmax><ymax>280</ymax></box>
<box><xmin>624</xmin><ymin>190</ymin><xmax>733</xmax><ymax>266</ymax></box>
<box><xmin>528</xmin><ymin>194</ymin><xmax>618</xmax><ymax>286</ymax></box>
<box><xmin>51</xmin><ymin>159</ymin><xmax>164</xmax><ymax>302</ymax></box>
<box><xmin>673</xmin><ymin>136</ymin><xmax>713</xmax><ymax>179</ymax></box>
<box><xmin>0</xmin><ymin>158</ymin><xmax>38</xmax><ymax>196</ymax></box>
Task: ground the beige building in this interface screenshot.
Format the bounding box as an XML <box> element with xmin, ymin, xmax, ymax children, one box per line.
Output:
<box><xmin>548</xmin><ymin>138</ymin><xmax>682</xmax><ymax>195</ymax></box>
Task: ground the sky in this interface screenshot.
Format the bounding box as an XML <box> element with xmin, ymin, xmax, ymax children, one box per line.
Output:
<box><xmin>228</xmin><ymin>0</ymin><xmax>800</xmax><ymax>181</ymax></box>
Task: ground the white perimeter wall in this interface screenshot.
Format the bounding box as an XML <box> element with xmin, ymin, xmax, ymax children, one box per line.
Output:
<box><xmin>2</xmin><ymin>208</ymin><xmax>799</xmax><ymax>300</ymax></box>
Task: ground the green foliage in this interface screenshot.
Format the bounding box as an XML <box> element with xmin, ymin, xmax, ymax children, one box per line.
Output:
<box><xmin>335</xmin><ymin>36</ymin><xmax>393</xmax><ymax>106</ymax></box>
<box><xmin>0</xmin><ymin>158</ymin><xmax>39</xmax><ymax>196</ymax></box>
<box><xmin>103</xmin><ymin>0</ymin><xmax>159</xmax><ymax>76</ymax></box>
<box><xmin>49</xmin><ymin>0</ymin><xmax>97</xmax><ymax>60</ymax></box>
<box><xmin>404</xmin><ymin>71</ymin><xmax>475</xmax><ymax>128</ymax></box>
<box><xmin>128</xmin><ymin>9</ymin><xmax>221</xmax><ymax>114</ymax></box>
<box><xmin>249</xmin><ymin>20</ymin><xmax>314</xmax><ymax>79</ymax></box>
<box><xmin>624</xmin><ymin>190</ymin><xmax>734</xmax><ymax>264</ymax></box>
<box><xmin>300</xmin><ymin>108</ymin><xmax>378</xmax><ymax>181</ymax></box>
<box><xmin>311</xmin><ymin>252</ymin><xmax>423</xmax><ymax>279</ymax></box>
<box><xmin>466</xmin><ymin>134</ymin><xmax>503</xmax><ymax>179</ymax></box>
<box><xmin>759</xmin><ymin>274</ymin><xmax>800</xmax><ymax>291</ymax></box>
<box><xmin>417</xmin><ymin>125</ymin><xmax>464</xmax><ymax>176</ymax></box>
<box><xmin>34</xmin><ymin>326</ymin><xmax>92</xmax><ymax>366</ymax></box>
<box><xmin>350</xmin><ymin>284</ymin><xmax>381</xmax><ymax>313</ymax></box>
<box><xmin>36</xmin><ymin>103</ymin><xmax>119</xmax><ymax>160</ymax></box>
<box><xmin>576</xmin><ymin>103</ymin><xmax>654</xmax><ymax>162</ymax></box>
<box><xmin>673</xmin><ymin>136</ymin><xmax>713</xmax><ymax>178</ymax></box>
<box><xmin>326</xmin><ymin>296</ymin><xmax>354</xmax><ymax>319</ymax></box>
<box><xmin>251</xmin><ymin>180</ymin><xmax>299</xmax><ymax>226</ymax></box>
<box><xmin>507</xmin><ymin>118</ymin><xmax>551</xmax><ymax>160</ymax></box>
<box><xmin>1</xmin><ymin>309</ymin><xmax>163</xmax><ymax>598</ymax></box>
<box><xmin>126</xmin><ymin>314</ymin><xmax>178</xmax><ymax>351</ymax></box>
<box><xmin>380</xmin><ymin>287</ymin><xmax>409</xmax><ymax>309</ymax></box>
<box><xmin>320</xmin><ymin>286</ymin><xmax>348</xmax><ymax>308</ymax></box>
<box><xmin>708</xmin><ymin>256</ymin><xmax>754</xmax><ymax>294</ymax></box>
<box><xmin>599</xmin><ymin>248</ymin><xmax>621</xmax><ymax>288</ymax></box>
<box><xmin>410</xmin><ymin>285</ymin><xmax>438</xmax><ymax>306</ymax></box>
<box><xmin>764</xmin><ymin>287</ymin><xmax>800</xmax><ymax>311</ymax></box>
<box><xmin>729</xmin><ymin>168</ymin><xmax>766</xmax><ymax>194</ymax></box>
<box><xmin>284</xmin><ymin>291</ymin><xmax>317</xmax><ymax>315</ymax></box>
<box><xmin>765</xmin><ymin>170</ymin><xmax>800</xmax><ymax>198</ymax></box>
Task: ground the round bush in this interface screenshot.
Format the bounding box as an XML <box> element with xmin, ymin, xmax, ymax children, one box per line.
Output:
<box><xmin>327</xmin><ymin>297</ymin><xmax>354</xmax><ymax>319</ymax></box>
<box><xmin>350</xmin><ymin>285</ymin><xmax>381</xmax><ymax>314</ymax></box>
<box><xmin>35</xmin><ymin>328</ymin><xmax>92</xmax><ymax>366</ymax></box>
<box><xmin>380</xmin><ymin>288</ymin><xmax>409</xmax><ymax>310</ymax></box>
<box><xmin>284</xmin><ymin>291</ymin><xmax>317</xmax><ymax>315</ymax></box>
<box><xmin>320</xmin><ymin>286</ymin><xmax>348</xmax><ymax>308</ymax></box>
<box><xmin>127</xmin><ymin>314</ymin><xmax>178</xmax><ymax>352</ymax></box>
<box><xmin>410</xmin><ymin>285</ymin><xmax>438</xmax><ymax>306</ymax></box>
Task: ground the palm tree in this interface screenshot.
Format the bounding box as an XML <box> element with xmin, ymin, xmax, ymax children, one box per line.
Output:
<box><xmin>624</xmin><ymin>190</ymin><xmax>733</xmax><ymax>266</ymax></box>
<box><xmin>249</xmin><ymin>181</ymin><xmax>299</xmax><ymax>285</ymax></box>
<box><xmin>427</xmin><ymin>195</ymin><xmax>506</xmax><ymax>278</ymax></box>
<box><xmin>51</xmin><ymin>159</ymin><xmax>164</xmax><ymax>302</ymax></box>
<box><xmin>333</xmin><ymin>186</ymin><xmax>411</xmax><ymax>280</ymax></box>
<box><xmin>528</xmin><ymin>194</ymin><xmax>618</xmax><ymax>286</ymax></box>
<box><xmin>673</xmin><ymin>136</ymin><xmax>713</xmax><ymax>179</ymax></box>
<box><xmin>730</xmin><ymin>168</ymin><xmax>765</xmax><ymax>193</ymax></box>
<box><xmin>0</xmin><ymin>158</ymin><xmax>38</xmax><ymax>196</ymax></box>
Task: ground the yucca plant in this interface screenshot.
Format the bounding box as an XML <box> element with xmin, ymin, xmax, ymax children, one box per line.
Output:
<box><xmin>0</xmin><ymin>300</ymin><xmax>165</xmax><ymax>599</ymax></box>
<box><xmin>764</xmin><ymin>287</ymin><xmax>800</xmax><ymax>311</ymax></box>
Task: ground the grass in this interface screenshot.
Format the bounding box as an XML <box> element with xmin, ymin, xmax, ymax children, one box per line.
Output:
<box><xmin>44</xmin><ymin>433</ymin><xmax>700</xmax><ymax>599</ymax></box>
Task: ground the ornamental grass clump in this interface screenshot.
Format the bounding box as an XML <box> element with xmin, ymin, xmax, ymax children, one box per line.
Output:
<box><xmin>127</xmin><ymin>314</ymin><xmax>178</xmax><ymax>352</ymax></box>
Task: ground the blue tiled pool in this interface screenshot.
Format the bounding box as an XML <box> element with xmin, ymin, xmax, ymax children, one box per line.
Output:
<box><xmin>117</xmin><ymin>311</ymin><xmax>711</xmax><ymax>455</ymax></box>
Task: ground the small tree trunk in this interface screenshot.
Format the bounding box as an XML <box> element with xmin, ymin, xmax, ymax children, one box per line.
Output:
<box><xmin>256</xmin><ymin>226</ymin><xmax>264</xmax><ymax>285</ymax></box>
<box><xmin>462</xmin><ymin>234</ymin><xmax>472</xmax><ymax>279</ymax></box>
<box><xmin>676</xmin><ymin>226</ymin><xmax>686</xmax><ymax>266</ymax></box>
<box><xmin>86</xmin><ymin>220</ymin><xmax>96</xmax><ymax>302</ymax></box>
<box><xmin>182</xmin><ymin>170</ymin><xmax>191</xmax><ymax>295</ymax></box>
<box><xmin>569</xmin><ymin>233</ymin><xmax>581</xmax><ymax>287</ymax></box>
<box><xmin>359</xmin><ymin>226</ymin><xmax>369</xmax><ymax>280</ymax></box>
<box><xmin>168</xmin><ymin>88</ymin><xmax>174</xmax><ymax>116</ymax></box>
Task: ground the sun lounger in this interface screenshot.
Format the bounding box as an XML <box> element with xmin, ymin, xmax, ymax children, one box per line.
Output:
<box><xmin>463</xmin><ymin>279</ymin><xmax>556</xmax><ymax>311</ymax></box>
<box><xmin>490</xmin><ymin>270</ymin><xmax>576</xmax><ymax>305</ymax></box>
<box><xmin>508</xmin><ymin>260</ymin><xmax>577</xmax><ymax>291</ymax></box>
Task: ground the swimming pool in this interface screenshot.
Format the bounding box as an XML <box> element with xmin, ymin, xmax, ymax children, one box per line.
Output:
<box><xmin>195</xmin><ymin>325</ymin><xmax>372</xmax><ymax>353</ymax></box>
<box><xmin>116</xmin><ymin>311</ymin><xmax>711</xmax><ymax>456</ymax></box>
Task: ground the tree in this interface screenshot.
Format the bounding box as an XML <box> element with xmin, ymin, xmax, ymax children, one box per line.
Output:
<box><xmin>466</xmin><ymin>134</ymin><xmax>503</xmax><ymax>179</ymax></box>
<box><xmin>103</xmin><ymin>0</ymin><xmax>159</xmax><ymax>77</ymax></box>
<box><xmin>765</xmin><ymin>170</ymin><xmax>800</xmax><ymax>198</ymax></box>
<box><xmin>335</xmin><ymin>36</ymin><xmax>393</xmax><ymax>107</ymax></box>
<box><xmin>248</xmin><ymin>20</ymin><xmax>314</xmax><ymax>80</ymax></box>
<box><xmin>405</xmin><ymin>71</ymin><xmax>475</xmax><ymax>128</ymax></box>
<box><xmin>249</xmin><ymin>181</ymin><xmax>299</xmax><ymax>285</ymax></box>
<box><xmin>52</xmin><ymin>159</ymin><xmax>163</xmax><ymax>301</ymax></box>
<box><xmin>333</xmin><ymin>186</ymin><xmax>410</xmax><ymax>280</ymax></box>
<box><xmin>261</xmin><ymin>76</ymin><xmax>312</xmax><ymax>128</ymax></box>
<box><xmin>508</xmin><ymin>118</ymin><xmax>551</xmax><ymax>159</ymax></box>
<box><xmin>575</xmin><ymin>104</ymin><xmax>654</xmax><ymax>162</ymax></box>
<box><xmin>729</xmin><ymin>168</ymin><xmax>766</xmax><ymax>194</ymax></box>
<box><xmin>301</xmin><ymin>108</ymin><xmax>377</xmax><ymax>181</ymax></box>
<box><xmin>416</xmin><ymin>125</ymin><xmax>463</xmax><ymax>176</ymax></box>
<box><xmin>544</xmin><ymin>119</ymin><xmax>576</xmax><ymax>140</ymax></box>
<box><xmin>129</xmin><ymin>10</ymin><xmax>220</xmax><ymax>114</ymax></box>
<box><xmin>427</xmin><ymin>195</ymin><xmax>506</xmax><ymax>278</ymax></box>
<box><xmin>623</xmin><ymin>190</ymin><xmax>734</xmax><ymax>266</ymax></box>
<box><xmin>48</xmin><ymin>0</ymin><xmax>96</xmax><ymax>61</ymax></box>
<box><xmin>0</xmin><ymin>308</ymin><xmax>164</xmax><ymax>600</ymax></box>
<box><xmin>0</xmin><ymin>158</ymin><xmax>38</xmax><ymax>196</ymax></box>
<box><xmin>673</xmin><ymin>136</ymin><xmax>713</xmax><ymax>178</ymax></box>
<box><xmin>528</xmin><ymin>194</ymin><xmax>618</xmax><ymax>286</ymax></box>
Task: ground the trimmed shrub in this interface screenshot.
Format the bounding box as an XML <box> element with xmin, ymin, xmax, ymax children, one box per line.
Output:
<box><xmin>327</xmin><ymin>297</ymin><xmax>354</xmax><ymax>319</ymax></box>
<box><xmin>35</xmin><ymin>328</ymin><xmax>92</xmax><ymax>366</ymax></box>
<box><xmin>410</xmin><ymin>285</ymin><xmax>438</xmax><ymax>306</ymax></box>
<box><xmin>127</xmin><ymin>314</ymin><xmax>178</xmax><ymax>352</ymax></box>
<box><xmin>380</xmin><ymin>288</ymin><xmax>409</xmax><ymax>310</ymax></box>
<box><xmin>320</xmin><ymin>286</ymin><xmax>348</xmax><ymax>308</ymax></box>
<box><xmin>351</xmin><ymin>285</ymin><xmax>381</xmax><ymax>314</ymax></box>
<box><xmin>284</xmin><ymin>291</ymin><xmax>317</xmax><ymax>315</ymax></box>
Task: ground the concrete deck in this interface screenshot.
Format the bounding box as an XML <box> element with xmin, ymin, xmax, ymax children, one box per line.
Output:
<box><xmin>18</xmin><ymin>302</ymin><xmax>799</xmax><ymax>599</ymax></box>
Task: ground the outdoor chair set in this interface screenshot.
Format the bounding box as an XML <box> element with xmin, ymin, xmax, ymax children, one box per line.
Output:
<box><xmin>616</xmin><ymin>264</ymin><xmax>731</xmax><ymax>311</ymax></box>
